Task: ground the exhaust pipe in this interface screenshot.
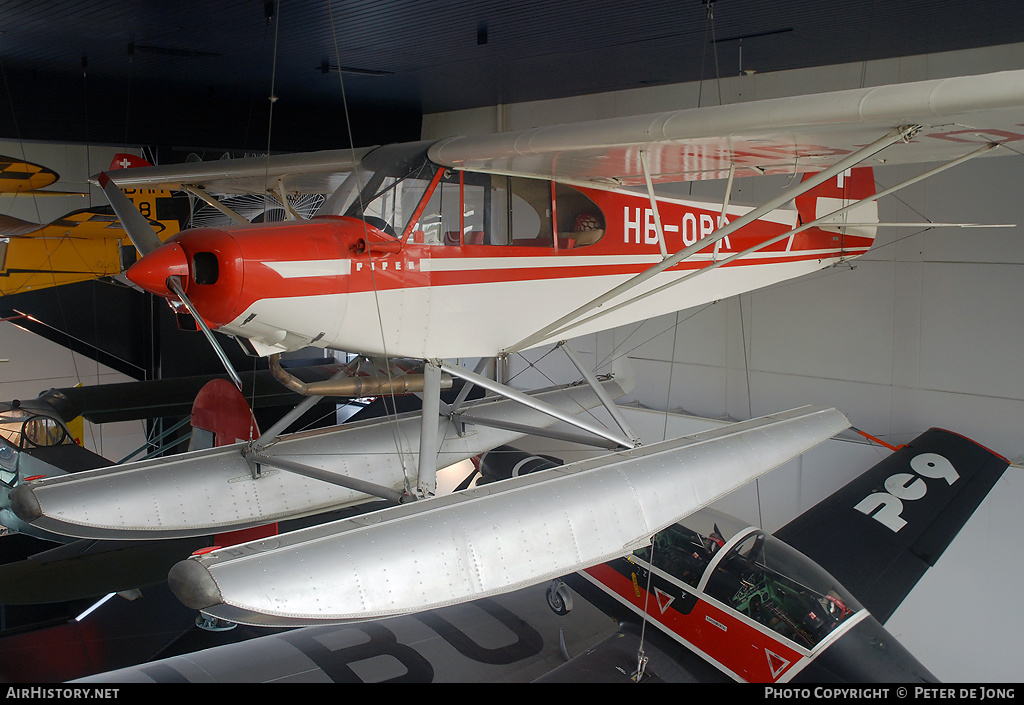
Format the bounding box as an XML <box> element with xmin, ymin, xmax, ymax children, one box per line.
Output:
<box><xmin>269</xmin><ymin>354</ymin><xmax>452</xmax><ymax>397</ymax></box>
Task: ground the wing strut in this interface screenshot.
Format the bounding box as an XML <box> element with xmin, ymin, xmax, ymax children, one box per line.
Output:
<box><xmin>183</xmin><ymin>186</ymin><xmax>249</xmax><ymax>225</ymax></box>
<box><xmin>505</xmin><ymin>126</ymin><xmax>920</xmax><ymax>354</ymax></box>
<box><xmin>715</xmin><ymin>163</ymin><xmax>736</xmax><ymax>263</ymax></box>
<box><xmin>440</xmin><ymin>361</ymin><xmax>635</xmax><ymax>449</ymax></box>
<box><xmin>537</xmin><ymin>141</ymin><xmax>1000</xmax><ymax>341</ymax></box>
<box><xmin>558</xmin><ymin>341</ymin><xmax>640</xmax><ymax>447</ymax></box>
<box><xmin>273</xmin><ymin>183</ymin><xmax>303</xmax><ymax>220</ymax></box>
<box><xmin>639</xmin><ymin>150</ymin><xmax>669</xmax><ymax>259</ymax></box>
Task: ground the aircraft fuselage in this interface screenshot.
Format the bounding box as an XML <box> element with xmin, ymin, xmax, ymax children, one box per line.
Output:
<box><xmin>574</xmin><ymin>508</ymin><xmax>936</xmax><ymax>683</ymax></box>
<box><xmin>125</xmin><ymin>157</ymin><xmax>876</xmax><ymax>359</ymax></box>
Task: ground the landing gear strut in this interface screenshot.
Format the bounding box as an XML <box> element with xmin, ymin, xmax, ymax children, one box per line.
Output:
<box><xmin>196</xmin><ymin>614</ymin><xmax>237</xmax><ymax>632</ymax></box>
<box><xmin>546</xmin><ymin>579</ymin><xmax>574</xmax><ymax>616</ymax></box>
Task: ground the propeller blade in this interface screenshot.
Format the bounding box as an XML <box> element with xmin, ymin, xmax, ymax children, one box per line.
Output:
<box><xmin>97</xmin><ymin>172</ymin><xmax>164</xmax><ymax>256</ymax></box>
<box><xmin>166</xmin><ymin>276</ymin><xmax>244</xmax><ymax>391</ymax></box>
<box><xmin>99</xmin><ymin>173</ymin><xmax>242</xmax><ymax>392</ymax></box>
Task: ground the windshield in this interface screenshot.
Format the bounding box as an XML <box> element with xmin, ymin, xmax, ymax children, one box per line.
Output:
<box><xmin>340</xmin><ymin>143</ymin><xmax>439</xmax><ymax>239</ymax></box>
<box><xmin>704</xmin><ymin>530</ymin><xmax>861</xmax><ymax>649</ymax></box>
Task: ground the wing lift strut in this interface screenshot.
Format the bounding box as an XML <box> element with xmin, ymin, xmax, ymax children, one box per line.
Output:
<box><xmin>506</xmin><ymin>126</ymin><xmax>1003</xmax><ymax>353</ymax></box>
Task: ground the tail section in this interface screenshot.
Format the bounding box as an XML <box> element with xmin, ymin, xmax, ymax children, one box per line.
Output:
<box><xmin>108</xmin><ymin>153</ymin><xmax>153</xmax><ymax>171</ymax></box>
<box><xmin>189</xmin><ymin>378</ymin><xmax>259</xmax><ymax>449</ymax></box>
<box><xmin>775</xmin><ymin>428</ymin><xmax>1009</xmax><ymax>623</ymax></box>
<box><xmin>794</xmin><ymin>167</ymin><xmax>878</xmax><ymax>251</ymax></box>
<box><xmin>189</xmin><ymin>379</ymin><xmax>278</xmax><ymax>547</ymax></box>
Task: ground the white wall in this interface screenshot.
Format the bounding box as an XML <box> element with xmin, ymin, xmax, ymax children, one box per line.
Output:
<box><xmin>425</xmin><ymin>43</ymin><xmax>1024</xmax><ymax>682</ymax></box>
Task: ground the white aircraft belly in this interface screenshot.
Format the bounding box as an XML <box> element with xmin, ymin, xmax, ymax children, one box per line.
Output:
<box><xmin>228</xmin><ymin>254</ymin><xmax>849</xmax><ymax>359</ymax></box>
<box><xmin>14</xmin><ymin>380</ymin><xmax>624</xmax><ymax>540</ymax></box>
<box><xmin>171</xmin><ymin>405</ymin><xmax>849</xmax><ymax>626</ymax></box>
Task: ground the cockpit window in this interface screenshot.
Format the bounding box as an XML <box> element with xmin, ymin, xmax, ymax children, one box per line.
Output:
<box><xmin>22</xmin><ymin>416</ymin><xmax>69</xmax><ymax>447</ymax></box>
<box><xmin>704</xmin><ymin>530</ymin><xmax>861</xmax><ymax>649</ymax></box>
<box><xmin>397</xmin><ymin>170</ymin><xmax>607</xmax><ymax>250</ymax></box>
<box><xmin>634</xmin><ymin>509</ymin><xmax>750</xmax><ymax>588</ymax></box>
<box><xmin>0</xmin><ymin>409</ymin><xmax>71</xmax><ymax>450</ymax></box>
<box><xmin>0</xmin><ymin>409</ymin><xmax>31</xmax><ymax>447</ymax></box>
<box><xmin>0</xmin><ymin>409</ymin><xmax>71</xmax><ymax>487</ymax></box>
<box><xmin>346</xmin><ymin>163</ymin><xmax>438</xmax><ymax>239</ymax></box>
<box><xmin>634</xmin><ymin>522</ymin><xmax>722</xmax><ymax>588</ymax></box>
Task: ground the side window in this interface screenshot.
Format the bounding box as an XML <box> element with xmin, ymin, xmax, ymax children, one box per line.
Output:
<box><xmin>406</xmin><ymin>173</ymin><xmax>605</xmax><ymax>250</ymax></box>
<box><xmin>555</xmin><ymin>184</ymin><xmax>605</xmax><ymax>248</ymax></box>
<box><xmin>409</xmin><ymin>170</ymin><xmax>493</xmax><ymax>246</ymax></box>
<box><xmin>508</xmin><ymin>177</ymin><xmax>551</xmax><ymax>247</ymax></box>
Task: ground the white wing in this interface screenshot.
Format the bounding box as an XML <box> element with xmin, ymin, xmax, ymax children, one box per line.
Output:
<box><xmin>97</xmin><ymin>69</ymin><xmax>1024</xmax><ymax>195</ymax></box>
<box><xmin>429</xmin><ymin>68</ymin><xmax>1024</xmax><ymax>185</ymax></box>
<box><xmin>98</xmin><ymin>147</ymin><xmax>375</xmax><ymax>195</ymax></box>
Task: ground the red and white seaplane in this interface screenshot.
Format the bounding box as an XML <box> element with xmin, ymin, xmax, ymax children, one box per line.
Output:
<box><xmin>8</xmin><ymin>68</ymin><xmax>1024</xmax><ymax>629</ymax></box>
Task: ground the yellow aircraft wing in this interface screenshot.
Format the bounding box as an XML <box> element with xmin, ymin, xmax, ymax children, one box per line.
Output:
<box><xmin>0</xmin><ymin>190</ymin><xmax>184</xmax><ymax>296</ymax></box>
<box><xmin>0</xmin><ymin>156</ymin><xmax>60</xmax><ymax>193</ymax></box>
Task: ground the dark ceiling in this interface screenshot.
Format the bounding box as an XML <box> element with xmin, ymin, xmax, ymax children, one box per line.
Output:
<box><xmin>2</xmin><ymin>0</ymin><xmax>1024</xmax><ymax>156</ymax></box>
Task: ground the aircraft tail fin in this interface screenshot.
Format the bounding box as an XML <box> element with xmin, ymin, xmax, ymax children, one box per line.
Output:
<box><xmin>794</xmin><ymin>166</ymin><xmax>878</xmax><ymax>245</ymax></box>
<box><xmin>108</xmin><ymin>154</ymin><xmax>153</xmax><ymax>171</ymax></box>
<box><xmin>189</xmin><ymin>379</ymin><xmax>277</xmax><ymax>547</ymax></box>
<box><xmin>189</xmin><ymin>378</ymin><xmax>259</xmax><ymax>449</ymax></box>
<box><xmin>775</xmin><ymin>428</ymin><xmax>1009</xmax><ymax>623</ymax></box>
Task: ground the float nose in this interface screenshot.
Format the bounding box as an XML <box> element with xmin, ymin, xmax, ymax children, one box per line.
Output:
<box><xmin>126</xmin><ymin>242</ymin><xmax>190</xmax><ymax>297</ymax></box>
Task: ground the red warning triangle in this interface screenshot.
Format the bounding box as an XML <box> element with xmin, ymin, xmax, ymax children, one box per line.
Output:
<box><xmin>766</xmin><ymin>649</ymin><xmax>791</xmax><ymax>679</ymax></box>
<box><xmin>654</xmin><ymin>587</ymin><xmax>675</xmax><ymax>614</ymax></box>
